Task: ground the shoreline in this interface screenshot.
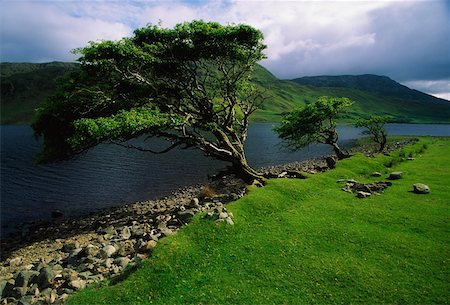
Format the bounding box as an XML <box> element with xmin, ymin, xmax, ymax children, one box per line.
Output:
<box><xmin>0</xmin><ymin>139</ymin><xmax>416</xmax><ymax>304</ymax></box>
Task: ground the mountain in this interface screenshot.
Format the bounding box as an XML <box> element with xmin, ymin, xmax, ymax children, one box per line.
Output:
<box><xmin>252</xmin><ymin>70</ymin><xmax>450</xmax><ymax>123</ymax></box>
<box><xmin>1</xmin><ymin>62</ymin><xmax>449</xmax><ymax>124</ymax></box>
<box><xmin>1</xmin><ymin>62</ymin><xmax>78</xmax><ymax>124</ymax></box>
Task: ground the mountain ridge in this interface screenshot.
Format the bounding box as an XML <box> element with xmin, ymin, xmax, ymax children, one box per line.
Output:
<box><xmin>291</xmin><ymin>74</ymin><xmax>448</xmax><ymax>104</ymax></box>
<box><xmin>1</xmin><ymin>62</ymin><xmax>449</xmax><ymax>124</ymax></box>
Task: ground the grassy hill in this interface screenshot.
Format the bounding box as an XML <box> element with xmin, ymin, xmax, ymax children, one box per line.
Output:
<box><xmin>1</xmin><ymin>62</ymin><xmax>78</xmax><ymax>124</ymax></box>
<box><xmin>251</xmin><ymin>66</ymin><xmax>450</xmax><ymax>123</ymax></box>
<box><xmin>1</xmin><ymin>62</ymin><xmax>449</xmax><ymax>124</ymax></box>
<box><xmin>67</xmin><ymin>137</ymin><xmax>450</xmax><ymax>304</ymax></box>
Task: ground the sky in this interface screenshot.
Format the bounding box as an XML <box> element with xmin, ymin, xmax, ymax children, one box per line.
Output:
<box><xmin>1</xmin><ymin>0</ymin><xmax>449</xmax><ymax>100</ymax></box>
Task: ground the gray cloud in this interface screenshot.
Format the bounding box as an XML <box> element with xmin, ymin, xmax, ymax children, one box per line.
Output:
<box><xmin>1</xmin><ymin>0</ymin><xmax>449</xmax><ymax>98</ymax></box>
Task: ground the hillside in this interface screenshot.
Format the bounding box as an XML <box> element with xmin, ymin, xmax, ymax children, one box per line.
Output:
<box><xmin>1</xmin><ymin>62</ymin><xmax>78</xmax><ymax>124</ymax></box>
<box><xmin>1</xmin><ymin>62</ymin><xmax>449</xmax><ymax>124</ymax></box>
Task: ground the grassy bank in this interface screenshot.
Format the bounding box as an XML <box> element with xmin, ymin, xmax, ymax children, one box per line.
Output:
<box><xmin>68</xmin><ymin>137</ymin><xmax>449</xmax><ymax>304</ymax></box>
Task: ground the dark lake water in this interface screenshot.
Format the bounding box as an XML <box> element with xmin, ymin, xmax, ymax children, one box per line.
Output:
<box><xmin>1</xmin><ymin>123</ymin><xmax>449</xmax><ymax>236</ymax></box>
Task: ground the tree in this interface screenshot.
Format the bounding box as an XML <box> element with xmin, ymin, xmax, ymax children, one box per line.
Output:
<box><xmin>355</xmin><ymin>115</ymin><xmax>389</xmax><ymax>152</ymax></box>
<box><xmin>274</xmin><ymin>96</ymin><xmax>353</xmax><ymax>160</ymax></box>
<box><xmin>32</xmin><ymin>20</ymin><xmax>267</xmax><ymax>183</ymax></box>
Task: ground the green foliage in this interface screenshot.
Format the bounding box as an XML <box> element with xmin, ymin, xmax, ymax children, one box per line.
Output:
<box><xmin>67</xmin><ymin>138</ymin><xmax>450</xmax><ymax>304</ymax></box>
<box><xmin>68</xmin><ymin>107</ymin><xmax>183</xmax><ymax>152</ymax></box>
<box><xmin>355</xmin><ymin>115</ymin><xmax>390</xmax><ymax>151</ymax></box>
<box><xmin>32</xmin><ymin>21</ymin><xmax>266</xmax><ymax>175</ymax></box>
<box><xmin>275</xmin><ymin>96</ymin><xmax>353</xmax><ymax>149</ymax></box>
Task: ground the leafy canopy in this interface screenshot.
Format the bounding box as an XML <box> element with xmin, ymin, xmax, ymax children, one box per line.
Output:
<box><xmin>275</xmin><ymin>96</ymin><xmax>353</xmax><ymax>149</ymax></box>
<box><xmin>355</xmin><ymin>115</ymin><xmax>390</xmax><ymax>151</ymax></box>
<box><xmin>33</xmin><ymin>20</ymin><xmax>266</xmax><ymax>171</ymax></box>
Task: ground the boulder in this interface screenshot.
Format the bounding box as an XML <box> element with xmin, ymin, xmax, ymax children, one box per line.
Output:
<box><xmin>413</xmin><ymin>183</ymin><xmax>430</xmax><ymax>194</ymax></box>
<box><xmin>388</xmin><ymin>171</ymin><xmax>403</xmax><ymax>180</ymax></box>
<box><xmin>35</xmin><ymin>266</ymin><xmax>56</xmax><ymax>289</ymax></box>
<box><xmin>357</xmin><ymin>191</ymin><xmax>371</xmax><ymax>198</ymax></box>
<box><xmin>325</xmin><ymin>156</ymin><xmax>336</xmax><ymax>169</ymax></box>
<box><xmin>14</xmin><ymin>270</ymin><xmax>39</xmax><ymax>288</ymax></box>
<box><xmin>119</xmin><ymin>226</ymin><xmax>131</xmax><ymax>240</ymax></box>
<box><xmin>371</xmin><ymin>172</ymin><xmax>382</xmax><ymax>177</ymax></box>
<box><xmin>114</xmin><ymin>257</ymin><xmax>131</xmax><ymax>268</ymax></box>
<box><xmin>69</xmin><ymin>279</ymin><xmax>86</xmax><ymax>290</ymax></box>
<box><xmin>100</xmin><ymin>245</ymin><xmax>117</xmax><ymax>258</ymax></box>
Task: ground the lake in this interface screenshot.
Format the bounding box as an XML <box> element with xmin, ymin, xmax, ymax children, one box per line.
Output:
<box><xmin>1</xmin><ymin>123</ymin><xmax>449</xmax><ymax>236</ymax></box>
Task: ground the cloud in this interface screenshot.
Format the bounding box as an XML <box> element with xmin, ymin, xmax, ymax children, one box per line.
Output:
<box><xmin>1</xmin><ymin>2</ymin><xmax>132</xmax><ymax>62</ymax></box>
<box><xmin>403</xmin><ymin>79</ymin><xmax>450</xmax><ymax>101</ymax></box>
<box><xmin>1</xmin><ymin>0</ymin><xmax>449</xmax><ymax>93</ymax></box>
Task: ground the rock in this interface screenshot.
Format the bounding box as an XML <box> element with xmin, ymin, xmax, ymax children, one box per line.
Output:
<box><xmin>69</xmin><ymin>279</ymin><xmax>86</xmax><ymax>290</ymax></box>
<box><xmin>158</xmin><ymin>224</ymin><xmax>175</xmax><ymax>237</ymax></box>
<box><xmin>413</xmin><ymin>183</ymin><xmax>430</xmax><ymax>194</ymax></box>
<box><xmin>100</xmin><ymin>245</ymin><xmax>117</xmax><ymax>258</ymax></box>
<box><xmin>62</xmin><ymin>242</ymin><xmax>79</xmax><ymax>253</ymax></box>
<box><xmin>371</xmin><ymin>172</ymin><xmax>382</xmax><ymax>177</ymax></box>
<box><xmin>114</xmin><ymin>257</ymin><xmax>131</xmax><ymax>268</ymax></box>
<box><xmin>325</xmin><ymin>156</ymin><xmax>336</xmax><ymax>169</ymax></box>
<box><xmin>18</xmin><ymin>295</ymin><xmax>34</xmax><ymax>305</ymax></box>
<box><xmin>9</xmin><ymin>257</ymin><xmax>23</xmax><ymax>267</ymax></box>
<box><xmin>388</xmin><ymin>171</ymin><xmax>403</xmax><ymax>180</ymax></box>
<box><xmin>177</xmin><ymin>209</ymin><xmax>196</xmax><ymax>223</ymax></box>
<box><xmin>14</xmin><ymin>270</ymin><xmax>39</xmax><ymax>288</ymax></box>
<box><xmin>119</xmin><ymin>226</ymin><xmax>132</xmax><ymax>240</ymax></box>
<box><xmin>190</xmin><ymin>198</ymin><xmax>200</xmax><ymax>207</ymax></box>
<box><xmin>226</xmin><ymin>217</ymin><xmax>234</xmax><ymax>225</ymax></box>
<box><xmin>277</xmin><ymin>171</ymin><xmax>288</xmax><ymax>178</ymax></box>
<box><xmin>218</xmin><ymin>212</ymin><xmax>228</xmax><ymax>219</ymax></box>
<box><xmin>117</xmin><ymin>240</ymin><xmax>135</xmax><ymax>257</ymax></box>
<box><xmin>144</xmin><ymin>240</ymin><xmax>157</xmax><ymax>252</ymax></box>
<box><xmin>84</xmin><ymin>244</ymin><xmax>100</xmax><ymax>257</ymax></box>
<box><xmin>35</xmin><ymin>266</ymin><xmax>56</xmax><ymax>289</ymax></box>
<box><xmin>357</xmin><ymin>191</ymin><xmax>371</xmax><ymax>198</ymax></box>
<box><xmin>407</xmin><ymin>157</ymin><xmax>415</xmax><ymax>160</ymax></box>
<box><xmin>286</xmin><ymin>170</ymin><xmax>308</xmax><ymax>179</ymax></box>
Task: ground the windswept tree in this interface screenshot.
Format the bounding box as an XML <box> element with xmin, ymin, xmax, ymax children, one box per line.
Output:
<box><xmin>275</xmin><ymin>96</ymin><xmax>353</xmax><ymax>160</ymax></box>
<box><xmin>33</xmin><ymin>20</ymin><xmax>267</xmax><ymax>183</ymax></box>
<box><xmin>355</xmin><ymin>115</ymin><xmax>390</xmax><ymax>152</ymax></box>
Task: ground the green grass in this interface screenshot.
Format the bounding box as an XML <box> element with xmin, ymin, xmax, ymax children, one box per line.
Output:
<box><xmin>68</xmin><ymin>137</ymin><xmax>450</xmax><ymax>304</ymax></box>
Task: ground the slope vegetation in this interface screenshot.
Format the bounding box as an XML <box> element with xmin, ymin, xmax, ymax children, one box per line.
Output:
<box><xmin>1</xmin><ymin>62</ymin><xmax>449</xmax><ymax>124</ymax></box>
<box><xmin>68</xmin><ymin>137</ymin><xmax>450</xmax><ymax>304</ymax></box>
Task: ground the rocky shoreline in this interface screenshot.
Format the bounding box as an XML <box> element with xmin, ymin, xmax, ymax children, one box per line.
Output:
<box><xmin>0</xmin><ymin>139</ymin><xmax>416</xmax><ymax>304</ymax></box>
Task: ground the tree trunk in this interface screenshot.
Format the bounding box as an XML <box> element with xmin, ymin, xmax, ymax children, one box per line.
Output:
<box><xmin>331</xmin><ymin>142</ymin><xmax>350</xmax><ymax>160</ymax></box>
<box><xmin>378</xmin><ymin>134</ymin><xmax>387</xmax><ymax>152</ymax></box>
<box><xmin>230</xmin><ymin>155</ymin><xmax>265</xmax><ymax>184</ymax></box>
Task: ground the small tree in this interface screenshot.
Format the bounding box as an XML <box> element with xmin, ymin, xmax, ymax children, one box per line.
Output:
<box><xmin>33</xmin><ymin>20</ymin><xmax>267</xmax><ymax>183</ymax></box>
<box><xmin>355</xmin><ymin>115</ymin><xmax>389</xmax><ymax>152</ymax></box>
<box><xmin>275</xmin><ymin>96</ymin><xmax>353</xmax><ymax>160</ymax></box>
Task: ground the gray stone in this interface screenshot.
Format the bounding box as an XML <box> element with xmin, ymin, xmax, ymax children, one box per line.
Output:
<box><xmin>69</xmin><ymin>279</ymin><xmax>86</xmax><ymax>290</ymax></box>
<box><xmin>119</xmin><ymin>226</ymin><xmax>132</xmax><ymax>240</ymax></box>
<box><xmin>388</xmin><ymin>171</ymin><xmax>403</xmax><ymax>180</ymax></box>
<box><xmin>35</xmin><ymin>266</ymin><xmax>56</xmax><ymax>289</ymax></box>
<box><xmin>326</xmin><ymin>156</ymin><xmax>336</xmax><ymax>169</ymax></box>
<box><xmin>117</xmin><ymin>240</ymin><xmax>135</xmax><ymax>257</ymax></box>
<box><xmin>413</xmin><ymin>183</ymin><xmax>430</xmax><ymax>194</ymax></box>
<box><xmin>84</xmin><ymin>244</ymin><xmax>100</xmax><ymax>257</ymax></box>
<box><xmin>177</xmin><ymin>209</ymin><xmax>196</xmax><ymax>223</ymax></box>
<box><xmin>218</xmin><ymin>212</ymin><xmax>228</xmax><ymax>219</ymax></box>
<box><xmin>114</xmin><ymin>257</ymin><xmax>131</xmax><ymax>268</ymax></box>
<box><xmin>18</xmin><ymin>295</ymin><xmax>34</xmax><ymax>305</ymax></box>
<box><xmin>371</xmin><ymin>172</ymin><xmax>382</xmax><ymax>177</ymax></box>
<box><xmin>100</xmin><ymin>245</ymin><xmax>117</xmax><ymax>258</ymax></box>
<box><xmin>357</xmin><ymin>191</ymin><xmax>371</xmax><ymax>198</ymax></box>
<box><xmin>226</xmin><ymin>217</ymin><xmax>235</xmax><ymax>225</ymax></box>
<box><xmin>9</xmin><ymin>257</ymin><xmax>23</xmax><ymax>267</ymax></box>
<box><xmin>407</xmin><ymin>157</ymin><xmax>415</xmax><ymax>160</ymax></box>
<box><xmin>14</xmin><ymin>270</ymin><xmax>39</xmax><ymax>288</ymax></box>
<box><xmin>190</xmin><ymin>198</ymin><xmax>200</xmax><ymax>207</ymax></box>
